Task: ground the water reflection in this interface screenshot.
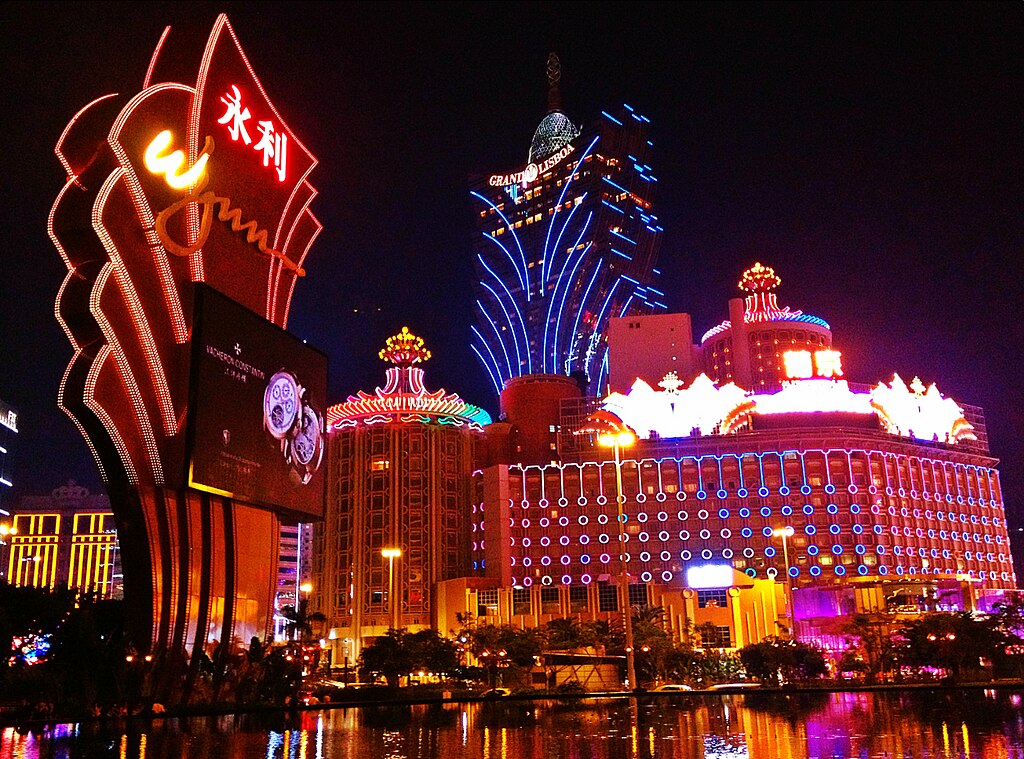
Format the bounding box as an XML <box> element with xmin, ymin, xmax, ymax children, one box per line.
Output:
<box><xmin>3</xmin><ymin>689</ymin><xmax>1024</xmax><ymax>758</ymax></box>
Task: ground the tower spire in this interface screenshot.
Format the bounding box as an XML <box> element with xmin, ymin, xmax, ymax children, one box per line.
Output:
<box><xmin>546</xmin><ymin>53</ymin><xmax>562</xmax><ymax>114</ymax></box>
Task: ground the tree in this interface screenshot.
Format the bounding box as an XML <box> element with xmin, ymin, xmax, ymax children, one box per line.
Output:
<box><xmin>839</xmin><ymin>612</ymin><xmax>899</xmax><ymax>684</ymax></box>
<box><xmin>738</xmin><ymin>637</ymin><xmax>827</xmax><ymax>684</ymax></box>
<box><xmin>280</xmin><ymin>598</ymin><xmax>326</xmax><ymax>642</ymax></box>
<box><xmin>359</xmin><ymin>629</ymin><xmax>411</xmax><ymax>687</ymax></box>
<box><xmin>895</xmin><ymin>612</ymin><xmax>1003</xmax><ymax>682</ymax></box>
<box><xmin>463</xmin><ymin>623</ymin><xmax>544</xmax><ymax>687</ymax></box>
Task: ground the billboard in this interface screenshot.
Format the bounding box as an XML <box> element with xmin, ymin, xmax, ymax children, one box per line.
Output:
<box><xmin>188</xmin><ymin>285</ymin><xmax>326</xmax><ymax>520</ymax></box>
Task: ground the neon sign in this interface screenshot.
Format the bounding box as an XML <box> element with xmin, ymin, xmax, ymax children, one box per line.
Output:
<box><xmin>143</xmin><ymin>130</ymin><xmax>212</xmax><ymax>189</ymax></box>
<box><xmin>686</xmin><ymin>564</ymin><xmax>735</xmax><ymax>589</ymax></box>
<box><xmin>487</xmin><ymin>143</ymin><xmax>575</xmax><ymax>187</ymax></box>
<box><xmin>783</xmin><ymin>349</ymin><xmax>843</xmax><ymax>379</ymax></box>
<box><xmin>871</xmin><ymin>375</ymin><xmax>976</xmax><ymax>444</ymax></box>
<box><xmin>218</xmin><ymin>85</ymin><xmax>288</xmax><ymax>181</ymax></box>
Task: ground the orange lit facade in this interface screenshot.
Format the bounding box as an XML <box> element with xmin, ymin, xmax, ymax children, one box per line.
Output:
<box><xmin>4</xmin><ymin>482</ymin><xmax>122</xmax><ymax>599</ymax></box>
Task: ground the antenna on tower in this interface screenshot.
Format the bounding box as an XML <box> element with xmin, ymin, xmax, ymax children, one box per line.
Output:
<box><xmin>546</xmin><ymin>53</ymin><xmax>562</xmax><ymax>113</ymax></box>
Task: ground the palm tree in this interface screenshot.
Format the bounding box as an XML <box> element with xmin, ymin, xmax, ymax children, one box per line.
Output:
<box><xmin>280</xmin><ymin>598</ymin><xmax>326</xmax><ymax>642</ymax></box>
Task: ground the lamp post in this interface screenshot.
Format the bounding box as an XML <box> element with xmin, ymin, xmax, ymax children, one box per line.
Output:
<box><xmin>381</xmin><ymin>547</ymin><xmax>402</xmax><ymax>631</ymax></box>
<box><xmin>598</xmin><ymin>427</ymin><xmax>638</xmax><ymax>691</ymax></box>
<box><xmin>772</xmin><ymin>526</ymin><xmax>797</xmax><ymax>640</ymax></box>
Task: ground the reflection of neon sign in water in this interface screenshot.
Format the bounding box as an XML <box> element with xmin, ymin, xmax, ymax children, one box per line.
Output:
<box><xmin>144</xmin><ymin>131</ymin><xmax>305</xmax><ymax>275</ymax></box>
<box><xmin>487</xmin><ymin>143</ymin><xmax>575</xmax><ymax>187</ymax></box>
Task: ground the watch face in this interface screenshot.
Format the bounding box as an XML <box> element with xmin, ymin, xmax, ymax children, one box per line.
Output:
<box><xmin>291</xmin><ymin>404</ymin><xmax>321</xmax><ymax>466</ymax></box>
<box><xmin>264</xmin><ymin>371</ymin><xmax>300</xmax><ymax>439</ymax></box>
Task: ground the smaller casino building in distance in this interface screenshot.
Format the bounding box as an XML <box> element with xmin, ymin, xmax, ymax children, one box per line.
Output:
<box><xmin>466</xmin><ymin>263</ymin><xmax>1015</xmax><ymax>651</ymax></box>
<box><xmin>311</xmin><ymin>329</ymin><xmax>492</xmax><ymax>665</ymax></box>
<box><xmin>2</xmin><ymin>481</ymin><xmax>122</xmax><ymax>599</ymax></box>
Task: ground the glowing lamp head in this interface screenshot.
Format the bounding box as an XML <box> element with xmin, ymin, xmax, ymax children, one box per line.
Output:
<box><xmin>381</xmin><ymin>548</ymin><xmax>402</xmax><ymax>559</ymax></box>
<box><xmin>299</xmin><ymin>582</ymin><xmax>313</xmax><ymax>594</ymax></box>
<box><xmin>772</xmin><ymin>526</ymin><xmax>795</xmax><ymax>538</ymax></box>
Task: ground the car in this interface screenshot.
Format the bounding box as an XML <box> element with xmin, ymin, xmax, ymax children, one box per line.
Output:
<box><xmin>654</xmin><ymin>684</ymin><xmax>694</xmax><ymax>692</ymax></box>
<box><xmin>481</xmin><ymin>687</ymin><xmax>511</xmax><ymax>698</ymax></box>
<box><xmin>707</xmin><ymin>682</ymin><xmax>760</xmax><ymax>690</ymax></box>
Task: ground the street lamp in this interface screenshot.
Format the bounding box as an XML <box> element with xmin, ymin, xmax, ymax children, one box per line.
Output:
<box><xmin>597</xmin><ymin>426</ymin><xmax>638</xmax><ymax>691</ymax></box>
<box><xmin>772</xmin><ymin>526</ymin><xmax>797</xmax><ymax>639</ymax></box>
<box><xmin>381</xmin><ymin>547</ymin><xmax>402</xmax><ymax>630</ymax></box>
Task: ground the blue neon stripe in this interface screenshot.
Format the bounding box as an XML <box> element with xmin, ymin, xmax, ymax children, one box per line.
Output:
<box><xmin>596</xmin><ymin>348</ymin><xmax>610</xmax><ymax>397</ymax></box>
<box><xmin>476</xmin><ymin>300</ymin><xmax>513</xmax><ymax>378</ymax></box>
<box><xmin>586</xmin><ymin>279</ymin><xmax>621</xmax><ymax>378</ymax></box>
<box><xmin>623</xmin><ymin>103</ymin><xmax>634</xmax><ymax>112</ymax></box>
<box><xmin>471</xmin><ymin>343</ymin><xmax>502</xmax><ymax>396</ymax></box>
<box><xmin>543</xmin><ymin>215</ymin><xmax>593</xmax><ymax>372</ymax></box>
<box><xmin>601</xmin><ymin>200</ymin><xmax>624</xmax><ymax>214</ymax></box>
<box><xmin>542</xmin><ymin>136</ymin><xmax>599</xmax><ymax>286</ymax></box>
<box><xmin>602</xmin><ymin>177</ymin><xmax>629</xmax><ymax>194</ymax></box>
<box><xmin>566</xmin><ymin>261</ymin><xmax>604</xmax><ymax>374</ymax></box>
<box><xmin>550</xmin><ymin>244</ymin><xmax>591</xmax><ymax>373</ymax></box>
<box><xmin>621</xmin><ymin>275</ymin><xmax>639</xmax><ymax>285</ymax></box>
<box><xmin>601</xmin><ymin>111</ymin><xmax>623</xmax><ymax>125</ymax></box>
<box><xmin>472</xmin><ymin>325</ymin><xmax>507</xmax><ymax>389</ymax></box>
<box><xmin>648</xmin><ymin>287</ymin><xmax>664</xmax><ymax>296</ymax></box>
<box><xmin>478</xmin><ymin>254</ymin><xmax>532</xmax><ymax>374</ymax></box>
<box><xmin>611</xmin><ymin>248</ymin><xmax>632</xmax><ymax>260</ymax></box>
<box><xmin>545</xmin><ymin>190</ymin><xmax>589</xmax><ymax>290</ymax></box>
<box><xmin>479</xmin><ymin>232</ymin><xmax>527</xmax><ymax>296</ymax></box>
<box><xmin>471</xmin><ymin>191</ymin><xmax>530</xmax><ymax>301</ymax></box>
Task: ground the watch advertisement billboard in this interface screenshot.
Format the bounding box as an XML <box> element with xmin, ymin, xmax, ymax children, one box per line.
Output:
<box><xmin>187</xmin><ymin>284</ymin><xmax>326</xmax><ymax>520</ymax></box>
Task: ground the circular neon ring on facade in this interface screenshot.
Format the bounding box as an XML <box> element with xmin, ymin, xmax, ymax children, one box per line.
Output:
<box><xmin>698</xmin><ymin>510</ymin><xmax>710</xmax><ymax>520</ymax></box>
<box><xmin>801</xmin><ymin>485</ymin><xmax>812</xmax><ymax>496</ymax></box>
<box><xmin>809</xmin><ymin>566</ymin><xmax>822</xmax><ymax>576</ymax></box>
<box><xmin>848</xmin><ymin>485</ymin><xmax>859</xmax><ymax>494</ymax></box>
<box><xmin>523</xmin><ymin>576</ymin><xmax>532</xmax><ymax>587</ymax></box>
<box><xmin>540</xmin><ymin>517</ymin><xmax>551</xmax><ymax>528</ymax></box>
<box><xmin>762</xmin><ymin>527</ymin><xmax>774</xmax><ymax>537</ymax></box>
<box><xmin>893</xmin><ymin>546</ymin><xmax>902</xmax><ymax>556</ymax></box>
<box><xmin>835</xmin><ymin>565</ymin><xmax>846</xmax><ymax>576</ymax></box>
<box><xmin>521</xmin><ymin>500</ymin><xmax>530</xmax><ymax>508</ymax></box>
<box><xmin>718</xmin><ymin>508</ymin><xmax>730</xmax><ymax>519</ymax></box>
<box><xmin>655</xmin><ymin>492</ymin><xmax>667</xmax><ymax>502</ymax></box>
<box><xmin>676</xmin><ymin>491</ymin><xmax>687</xmax><ymax>501</ymax></box>
<box><xmin>597</xmin><ymin>514</ymin><xmax>609</xmax><ymax>524</ymax></box>
<box><xmin>661</xmin><ymin>551</ymin><xmax>671</xmax><ymax>561</ymax></box>
<box><xmin>805</xmin><ymin>525</ymin><xmax>817</xmax><ymax>536</ymax></box>
<box><xmin>679</xmin><ymin>531</ymin><xmax>690</xmax><ymax>540</ymax></box>
<box><xmin>581</xmin><ymin>574</ymin><xmax>592</xmax><ymax>584</ymax></box>
<box><xmin>779</xmin><ymin>486</ymin><xmax>791</xmax><ymax>496</ymax></box>
<box><xmin>739</xmin><ymin>507</ymin><xmax>751</xmax><ymax>518</ymax></box>
<box><xmin>741</xmin><ymin>527</ymin><xmax>753</xmax><ymax>538</ymax></box>
<box><xmin>878</xmin><ymin>566</ymin><xmax>888</xmax><ymax>575</ymax></box>
<box><xmin>578</xmin><ymin>515</ymin><xmax>588</xmax><ymax>526</ymax></box>
<box><xmin>745</xmin><ymin>568</ymin><xmax>757</xmax><ymax>578</ymax></box>
<box><xmin>717</xmin><ymin>489</ymin><xmax>728</xmax><ymax>499</ymax></box>
<box><xmin>896</xmin><ymin>566</ymin><xmax>905</xmax><ymax>575</ymax></box>
<box><xmin>946</xmin><ymin>494</ymin><xmax>953</xmax><ymax>503</ymax></box>
<box><xmin>560</xmin><ymin>555</ymin><xmax>571</xmax><ymax>565</ymax></box>
<box><xmin>737</xmin><ymin>488</ymin><xmax>749</xmax><ymax>498</ymax></box>
<box><xmin>579</xmin><ymin>535</ymin><xmax>589</xmax><ymax>545</ymax></box>
<box><xmin>617</xmin><ymin>514</ymin><xmax>628</xmax><ymax>524</ymax></box>
<box><xmin>522</xmin><ymin>557</ymin><xmax>532</xmax><ymax>567</ymax></box>
<box><xmin>522</xmin><ymin>518</ymin><xmax>532</xmax><ymax>528</ymax></box>
<box><xmin>868</xmin><ymin>485</ymin><xmax>878</xmax><ymax>495</ymax></box>
<box><xmin>641</xmin><ymin>571</ymin><xmax>652</xmax><ymax>582</ymax></box>
<box><xmin>760</xmin><ymin>506</ymin><xmax>772</xmax><ymax>517</ymax></box>
<box><xmin>898</xmin><ymin>489</ymin><xmax>906</xmax><ymax>498</ymax></box>
<box><xmin>825</xmin><ymin>484</ymin><xmax>836</xmax><ymax>495</ymax></box>
<box><xmin>871</xmin><ymin>504</ymin><xmax>881</xmax><ymax>515</ymax></box>
<box><xmin>541</xmin><ymin>556</ymin><xmax>551</xmax><ymax>566</ymax></box>
<box><xmin>696</xmin><ymin>491</ymin><xmax>707</xmax><ymax>500</ymax></box>
<box><xmin>539</xmin><ymin>498</ymin><xmax>550</xmax><ymax>508</ymax></box>
<box><xmin>558</xmin><ymin>497</ymin><xmax>568</xmax><ymax>507</ymax></box>
<box><xmin>826</xmin><ymin>504</ymin><xmax>839</xmax><ymax>515</ymax></box>
<box><xmin>722</xmin><ymin>548</ymin><xmax>734</xmax><ymax>559</ymax></box>
<box><xmin>522</xmin><ymin>537</ymin><xmax>531</xmax><ymax>547</ymax></box>
<box><xmin>873</xmin><ymin>525</ymin><xmax>883</xmax><ymax>534</ymax></box>
<box><xmin>781</xmin><ymin>505</ymin><xmax>793</xmax><ymax>516</ymax></box>
<box><xmin>659</xmin><ymin>531</ymin><xmax>670</xmax><ymax>541</ymax></box>
<box><xmin>637</xmin><ymin>513</ymin><xmax>649</xmax><ymax>523</ymax></box>
<box><xmin>561</xmin><ymin>574</ymin><xmax>572</xmax><ymax>584</ymax></box>
<box><xmin>832</xmin><ymin>544</ymin><xmax>843</xmax><ymax>555</ymax></box>
<box><xmin>764</xmin><ymin>546</ymin><xmax>776</xmax><ymax>558</ymax></box>
<box><xmin>678</xmin><ymin>511</ymin><xmax>689</xmax><ymax>521</ymax></box>
<box><xmin>807</xmin><ymin>545</ymin><xmax>819</xmax><ymax>556</ymax></box>
<box><xmin>909</xmin><ymin>490</ymin><xmax>917</xmax><ymax>500</ymax></box>
<box><xmin>559</xmin><ymin>536</ymin><xmax>570</xmax><ymax>546</ymax></box>
<box><xmin>701</xmin><ymin>549</ymin><xmax>713</xmax><ymax>559</ymax></box>
<box><xmin>681</xmin><ymin>550</ymin><xmax>692</xmax><ymax>560</ymax></box>
<box><xmin>829</xmin><ymin>525</ymin><xmax>841</xmax><ymax>535</ymax></box>
<box><xmin>789</xmin><ymin>566</ymin><xmax>799</xmax><ymax>577</ymax></box>
<box><xmin>578</xmin><ymin>497</ymin><xmax>588</xmax><ymax>506</ymax></box>
<box><xmin>596</xmin><ymin>495</ymin><xmax>607</xmax><ymax>505</ymax></box>
<box><xmin>639</xmin><ymin>533</ymin><xmax>650</xmax><ymax>543</ymax></box>
<box><xmin>721</xmin><ymin>528</ymin><xmax>732</xmax><ymax>539</ymax></box>
<box><xmin>766</xmin><ymin>567</ymin><xmax>778</xmax><ymax>579</ymax></box>
<box><xmin>636</xmin><ymin>494</ymin><xmax>647</xmax><ymax>503</ymax></box>
<box><xmin>599</xmin><ymin>534</ymin><xmax>609</xmax><ymax>544</ymax></box>
<box><xmin>876</xmin><ymin>545</ymin><xmax>886</xmax><ymax>554</ymax></box>
<box><xmin>857</xmin><ymin>565</ymin><xmax>869</xmax><ymax>575</ymax></box>
<box><xmin>700</xmin><ymin>529</ymin><xmax>711</xmax><ymax>539</ymax></box>
<box><xmin>743</xmin><ymin>547</ymin><xmax>754</xmax><ymax>558</ymax></box>
<box><xmin>758</xmin><ymin>487</ymin><xmax>770</xmax><ymax>497</ymax></box>
<box><xmin>855</xmin><ymin>544</ymin><xmax>866</xmax><ymax>555</ymax></box>
<box><xmin>803</xmin><ymin>504</ymin><xmax>814</xmax><ymax>515</ymax></box>
<box><xmin>853</xmin><ymin>524</ymin><xmax>863</xmax><ymax>534</ymax></box>
<box><xmin>600</xmin><ymin>553</ymin><xmax>611</xmax><ymax>563</ymax></box>
<box><xmin>885</xmin><ymin>487</ymin><xmax>894</xmax><ymax>496</ymax></box>
<box><xmin>559</xmin><ymin>516</ymin><xmax>569</xmax><ymax>526</ymax></box>
<box><xmin>662</xmin><ymin>571</ymin><xmax>673</xmax><ymax>582</ymax></box>
<box><xmin>851</xmin><ymin>504</ymin><xmax>861</xmax><ymax>514</ymax></box>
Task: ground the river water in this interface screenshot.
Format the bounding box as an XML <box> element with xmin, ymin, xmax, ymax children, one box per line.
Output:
<box><xmin>3</xmin><ymin>689</ymin><xmax>1024</xmax><ymax>758</ymax></box>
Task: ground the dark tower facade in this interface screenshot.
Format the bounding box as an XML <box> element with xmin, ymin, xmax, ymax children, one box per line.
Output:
<box><xmin>469</xmin><ymin>55</ymin><xmax>664</xmax><ymax>397</ymax></box>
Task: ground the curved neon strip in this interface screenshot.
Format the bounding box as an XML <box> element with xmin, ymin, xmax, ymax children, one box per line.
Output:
<box><xmin>476</xmin><ymin>299</ymin><xmax>513</xmax><ymax>379</ymax></box>
<box><xmin>480</xmin><ymin>281</ymin><xmax>523</xmax><ymax>375</ymax></box>
<box><xmin>543</xmin><ymin>189</ymin><xmax>588</xmax><ymax>289</ymax></box>
<box><xmin>565</xmin><ymin>260</ymin><xmax>604</xmax><ymax>374</ymax></box>
<box><xmin>543</xmin><ymin>214</ymin><xmax>593</xmax><ymax>372</ymax></box>
<box><xmin>471</xmin><ymin>191</ymin><xmax>530</xmax><ymax>301</ymax></box>
<box><xmin>542</xmin><ymin>135</ymin><xmax>599</xmax><ymax>285</ymax></box>
<box><xmin>478</xmin><ymin>253</ymin><xmax>531</xmax><ymax>374</ymax></box>
<box><xmin>472</xmin><ymin>344</ymin><xmax>502</xmax><ymax>397</ymax></box>
<box><xmin>585</xmin><ymin>279</ymin><xmax>621</xmax><ymax>378</ymax></box>
<box><xmin>549</xmin><ymin>243</ymin><xmax>591</xmax><ymax>374</ymax></box>
<box><xmin>472</xmin><ymin>325</ymin><xmax>506</xmax><ymax>391</ymax></box>
<box><xmin>479</xmin><ymin>231</ymin><xmax>527</xmax><ymax>298</ymax></box>
<box><xmin>618</xmin><ymin>294</ymin><xmax>635</xmax><ymax>317</ymax></box>
<box><xmin>595</xmin><ymin>348</ymin><xmax>610</xmax><ymax>398</ymax></box>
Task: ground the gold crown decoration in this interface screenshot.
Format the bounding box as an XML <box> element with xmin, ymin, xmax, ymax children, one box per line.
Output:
<box><xmin>738</xmin><ymin>262</ymin><xmax>781</xmax><ymax>294</ymax></box>
<box><xmin>379</xmin><ymin>326</ymin><xmax>432</xmax><ymax>366</ymax></box>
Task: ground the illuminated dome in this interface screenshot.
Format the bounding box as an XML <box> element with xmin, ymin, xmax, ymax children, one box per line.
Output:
<box><xmin>529</xmin><ymin>112</ymin><xmax>580</xmax><ymax>163</ymax></box>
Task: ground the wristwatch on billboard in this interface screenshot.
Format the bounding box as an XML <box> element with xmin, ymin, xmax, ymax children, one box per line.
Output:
<box><xmin>287</xmin><ymin>403</ymin><xmax>324</xmax><ymax>484</ymax></box>
<box><xmin>264</xmin><ymin>370</ymin><xmax>302</xmax><ymax>441</ymax></box>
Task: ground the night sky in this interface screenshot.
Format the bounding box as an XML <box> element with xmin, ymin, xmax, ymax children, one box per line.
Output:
<box><xmin>3</xmin><ymin>3</ymin><xmax>1022</xmax><ymax>535</ymax></box>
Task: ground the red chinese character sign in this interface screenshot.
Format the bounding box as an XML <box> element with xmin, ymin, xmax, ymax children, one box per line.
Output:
<box><xmin>49</xmin><ymin>14</ymin><xmax>323</xmax><ymax>699</ymax></box>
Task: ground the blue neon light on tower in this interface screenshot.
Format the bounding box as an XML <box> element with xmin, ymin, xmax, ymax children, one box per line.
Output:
<box><xmin>469</xmin><ymin>54</ymin><xmax>663</xmax><ymax>398</ymax></box>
